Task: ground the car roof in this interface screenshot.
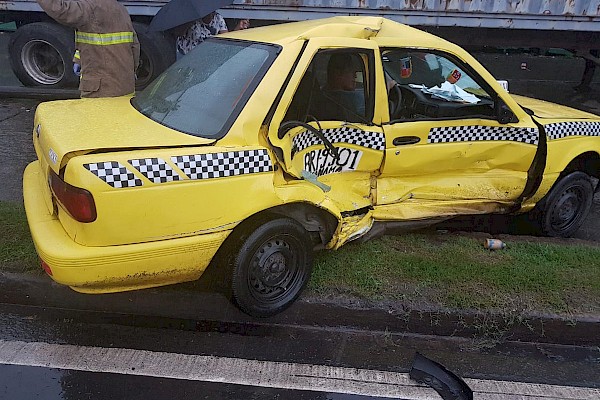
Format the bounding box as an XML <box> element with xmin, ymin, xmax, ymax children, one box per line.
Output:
<box><xmin>221</xmin><ymin>16</ymin><xmax>453</xmax><ymax>49</ymax></box>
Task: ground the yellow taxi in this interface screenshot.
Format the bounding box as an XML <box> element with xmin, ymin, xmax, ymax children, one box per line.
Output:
<box><xmin>24</xmin><ymin>17</ymin><xmax>600</xmax><ymax>317</ymax></box>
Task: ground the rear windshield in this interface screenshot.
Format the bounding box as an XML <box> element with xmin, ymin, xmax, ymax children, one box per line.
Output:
<box><xmin>132</xmin><ymin>39</ymin><xmax>279</xmax><ymax>139</ymax></box>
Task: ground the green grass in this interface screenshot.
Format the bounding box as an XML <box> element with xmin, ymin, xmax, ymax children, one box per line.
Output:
<box><xmin>0</xmin><ymin>201</ymin><xmax>39</xmax><ymax>273</ymax></box>
<box><xmin>309</xmin><ymin>233</ymin><xmax>600</xmax><ymax>316</ymax></box>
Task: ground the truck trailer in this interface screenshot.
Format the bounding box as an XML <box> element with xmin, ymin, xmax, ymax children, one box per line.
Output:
<box><xmin>1</xmin><ymin>0</ymin><xmax>599</xmax><ymax>90</ymax></box>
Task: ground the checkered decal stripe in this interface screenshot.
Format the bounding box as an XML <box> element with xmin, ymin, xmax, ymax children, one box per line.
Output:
<box><xmin>84</xmin><ymin>162</ymin><xmax>142</xmax><ymax>188</ymax></box>
<box><xmin>544</xmin><ymin>122</ymin><xmax>600</xmax><ymax>140</ymax></box>
<box><xmin>171</xmin><ymin>150</ymin><xmax>273</xmax><ymax>180</ymax></box>
<box><xmin>292</xmin><ymin>127</ymin><xmax>385</xmax><ymax>155</ymax></box>
<box><xmin>129</xmin><ymin>158</ymin><xmax>181</xmax><ymax>184</ymax></box>
<box><xmin>428</xmin><ymin>126</ymin><xmax>539</xmax><ymax>145</ymax></box>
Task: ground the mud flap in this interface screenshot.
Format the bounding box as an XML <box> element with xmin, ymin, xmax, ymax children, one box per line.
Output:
<box><xmin>409</xmin><ymin>352</ymin><xmax>473</xmax><ymax>400</ymax></box>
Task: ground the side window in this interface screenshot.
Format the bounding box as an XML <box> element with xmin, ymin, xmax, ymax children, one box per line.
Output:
<box><xmin>284</xmin><ymin>50</ymin><xmax>373</xmax><ymax>124</ymax></box>
<box><xmin>382</xmin><ymin>49</ymin><xmax>496</xmax><ymax>121</ymax></box>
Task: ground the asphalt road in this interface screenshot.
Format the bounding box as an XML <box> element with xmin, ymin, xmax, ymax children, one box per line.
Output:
<box><xmin>0</xmin><ymin>98</ymin><xmax>36</xmax><ymax>203</ymax></box>
<box><xmin>0</xmin><ymin>275</ymin><xmax>599</xmax><ymax>399</ymax></box>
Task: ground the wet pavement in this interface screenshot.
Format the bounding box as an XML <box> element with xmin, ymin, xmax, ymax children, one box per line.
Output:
<box><xmin>1</xmin><ymin>275</ymin><xmax>599</xmax><ymax>399</ymax></box>
<box><xmin>2</xmin><ymin>364</ymin><xmax>390</xmax><ymax>400</ymax></box>
<box><xmin>0</xmin><ymin>98</ymin><xmax>37</xmax><ymax>203</ymax></box>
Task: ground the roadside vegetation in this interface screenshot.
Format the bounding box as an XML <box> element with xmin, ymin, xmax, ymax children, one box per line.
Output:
<box><xmin>0</xmin><ymin>201</ymin><xmax>38</xmax><ymax>273</ymax></box>
<box><xmin>2</xmin><ymin>200</ymin><xmax>599</xmax><ymax>316</ymax></box>
<box><xmin>309</xmin><ymin>232</ymin><xmax>600</xmax><ymax>317</ymax></box>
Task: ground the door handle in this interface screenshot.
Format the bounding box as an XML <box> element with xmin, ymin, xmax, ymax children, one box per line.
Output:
<box><xmin>393</xmin><ymin>136</ymin><xmax>421</xmax><ymax>146</ymax></box>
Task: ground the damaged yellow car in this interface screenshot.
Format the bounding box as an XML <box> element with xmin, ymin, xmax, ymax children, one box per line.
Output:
<box><xmin>24</xmin><ymin>17</ymin><xmax>600</xmax><ymax>317</ymax></box>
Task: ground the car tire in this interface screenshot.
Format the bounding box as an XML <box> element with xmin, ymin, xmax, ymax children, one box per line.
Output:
<box><xmin>232</xmin><ymin>217</ymin><xmax>313</xmax><ymax>317</ymax></box>
<box><xmin>534</xmin><ymin>171</ymin><xmax>594</xmax><ymax>237</ymax></box>
<box><xmin>133</xmin><ymin>22</ymin><xmax>175</xmax><ymax>90</ymax></box>
<box><xmin>8</xmin><ymin>22</ymin><xmax>79</xmax><ymax>88</ymax></box>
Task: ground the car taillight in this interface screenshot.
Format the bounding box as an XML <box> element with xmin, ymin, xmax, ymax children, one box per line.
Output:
<box><xmin>49</xmin><ymin>169</ymin><xmax>97</xmax><ymax>223</ymax></box>
<box><xmin>40</xmin><ymin>259</ymin><xmax>53</xmax><ymax>276</ymax></box>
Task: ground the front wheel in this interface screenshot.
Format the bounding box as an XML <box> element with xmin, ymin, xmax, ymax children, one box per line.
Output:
<box><xmin>232</xmin><ymin>218</ymin><xmax>313</xmax><ymax>317</ymax></box>
<box><xmin>535</xmin><ymin>171</ymin><xmax>594</xmax><ymax>237</ymax></box>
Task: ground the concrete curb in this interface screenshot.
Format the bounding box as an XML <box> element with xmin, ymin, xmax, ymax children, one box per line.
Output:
<box><xmin>1</xmin><ymin>272</ymin><xmax>597</xmax><ymax>346</ymax></box>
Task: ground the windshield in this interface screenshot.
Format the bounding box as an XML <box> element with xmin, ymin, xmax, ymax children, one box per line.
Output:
<box><xmin>132</xmin><ymin>39</ymin><xmax>279</xmax><ymax>139</ymax></box>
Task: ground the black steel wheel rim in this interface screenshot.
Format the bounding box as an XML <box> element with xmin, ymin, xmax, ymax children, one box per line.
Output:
<box><xmin>247</xmin><ymin>235</ymin><xmax>304</xmax><ymax>305</ymax></box>
<box><xmin>550</xmin><ymin>185</ymin><xmax>586</xmax><ymax>231</ymax></box>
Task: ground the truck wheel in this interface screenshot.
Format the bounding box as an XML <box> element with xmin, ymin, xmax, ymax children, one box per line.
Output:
<box><xmin>535</xmin><ymin>172</ymin><xmax>594</xmax><ymax>237</ymax></box>
<box><xmin>232</xmin><ymin>218</ymin><xmax>313</xmax><ymax>317</ymax></box>
<box><xmin>9</xmin><ymin>22</ymin><xmax>79</xmax><ymax>88</ymax></box>
<box><xmin>133</xmin><ymin>23</ymin><xmax>175</xmax><ymax>90</ymax></box>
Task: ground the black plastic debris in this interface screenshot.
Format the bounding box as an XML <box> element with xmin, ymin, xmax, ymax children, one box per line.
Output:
<box><xmin>409</xmin><ymin>352</ymin><xmax>473</xmax><ymax>400</ymax></box>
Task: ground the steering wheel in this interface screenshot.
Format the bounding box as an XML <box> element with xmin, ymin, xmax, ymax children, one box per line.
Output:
<box><xmin>388</xmin><ymin>84</ymin><xmax>403</xmax><ymax>119</ymax></box>
<box><xmin>278</xmin><ymin>120</ymin><xmax>340</xmax><ymax>161</ymax></box>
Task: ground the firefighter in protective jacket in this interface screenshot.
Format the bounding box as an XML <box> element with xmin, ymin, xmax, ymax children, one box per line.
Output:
<box><xmin>36</xmin><ymin>0</ymin><xmax>140</xmax><ymax>98</ymax></box>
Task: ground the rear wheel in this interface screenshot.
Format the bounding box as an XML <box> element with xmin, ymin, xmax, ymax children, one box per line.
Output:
<box><xmin>9</xmin><ymin>22</ymin><xmax>79</xmax><ymax>88</ymax></box>
<box><xmin>535</xmin><ymin>172</ymin><xmax>594</xmax><ymax>237</ymax></box>
<box><xmin>232</xmin><ymin>218</ymin><xmax>313</xmax><ymax>317</ymax></box>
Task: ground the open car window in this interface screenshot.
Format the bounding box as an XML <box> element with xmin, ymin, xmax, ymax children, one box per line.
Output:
<box><xmin>283</xmin><ymin>50</ymin><xmax>374</xmax><ymax>124</ymax></box>
<box><xmin>382</xmin><ymin>49</ymin><xmax>496</xmax><ymax>121</ymax></box>
<box><xmin>383</xmin><ymin>50</ymin><xmax>491</xmax><ymax>99</ymax></box>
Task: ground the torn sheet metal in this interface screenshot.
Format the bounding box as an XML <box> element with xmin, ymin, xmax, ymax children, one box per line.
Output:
<box><xmin>372</xmin><ymin>199</ymin><xmax>513</xmax><ymax>222</ymax></box>
<box><xmin>327</xmin><ymin>211</ymin><xmax>374</xmax><ymax>250</ymax></box>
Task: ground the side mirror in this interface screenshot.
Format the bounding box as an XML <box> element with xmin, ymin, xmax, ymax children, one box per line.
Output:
<box><xmin>497</xmin><ymin>99</ymin><xmax>518</xmax><ymax>124</ymax></box>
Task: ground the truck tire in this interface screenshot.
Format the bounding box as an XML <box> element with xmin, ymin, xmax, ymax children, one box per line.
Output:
<box><xmin>9</xmin><ymin>22</ymin><xmax>79</xmax><ymax>88</ymax></box>
<box><xmin>534</xmin><ymin>171</ymin><xmax>594</xmax><ymax>237</ymax></box>
<box><xmin>133</xmin><ymin>22</ymin><xmax>175</xmax><ymax>90</ymax></box>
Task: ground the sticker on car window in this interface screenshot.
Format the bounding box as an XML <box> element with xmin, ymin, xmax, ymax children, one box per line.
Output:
<box><xmin>303</xmin><ymin>148</ymin><xmax>363</xmax><ymax>177</ymax></box>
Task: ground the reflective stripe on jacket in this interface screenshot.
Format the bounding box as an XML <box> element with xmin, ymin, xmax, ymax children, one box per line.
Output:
<box><xmin>75</xmin><ymin>31</ymin><xmax>135</xmax><ymax>46</ymax></box>
<box><xmin>36</xmin><ymin>0</ymin><xmax>140</xmax><ymax>98</ymax></box>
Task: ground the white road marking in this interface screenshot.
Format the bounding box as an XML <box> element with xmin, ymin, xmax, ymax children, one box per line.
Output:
<box><xmin>0</xmin><ymin>339</ymin><xmax>598</xmax><ymax>399</ymax></box>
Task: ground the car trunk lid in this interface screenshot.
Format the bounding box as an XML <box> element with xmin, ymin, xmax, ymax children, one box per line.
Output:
<box><xmin>34</xmin><ymin>97</ymin><xmax>215</xmax><ymax>173</ymax></box>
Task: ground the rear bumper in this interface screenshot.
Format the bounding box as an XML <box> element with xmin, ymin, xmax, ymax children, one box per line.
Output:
<box><xmin>23</xmin><ymin>161</ymin><xmax>230</xmax><ymax>293</ymax></box>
